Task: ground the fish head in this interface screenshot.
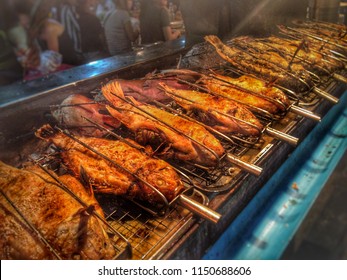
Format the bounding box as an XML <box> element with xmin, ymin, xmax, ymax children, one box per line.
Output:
<box><xmin>135</xmin><ymin>128</ymin><xmax>170</xmax><ymax>155</ymax></box>
<box><xmin>138</xmin><ymin>161</ymin><xmax>184</xmax><ymax>203</ymax></box>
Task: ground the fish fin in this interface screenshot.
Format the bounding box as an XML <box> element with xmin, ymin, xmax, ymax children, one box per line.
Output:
<box><xmin>79</xmin><ymin>165</ymin><xmax>94</xmax><ymax>198</ymax></box>
<box><xmin>73</xmin><ymin>204</ymin><xmax>96</xmax><ymax>218</ymax></box>
<box><xmin>102</xmin><ymin>81</ymin><xmax>125</xmax><ymax>106</ymax></box>
<box><xmin>105</xmin><ymin>105</ymin><xmax>126</xmax><ymax>124</ymax></box>
<box><xmin>101</xmin><ymin>115</ymin><xmax>121</xmax><ymax>128</ymax></box>
<box><xmin>158</xmin><ymin>82</ymin><xmax>169</xmax><ymax>91</ymax></box>
<box><xmin>125</xmin><ymin>95</ymin><xmax>141</xmax><ymax>106</ymax></box>
<box><xmin>204</xmin><ymin>35</ymin><xmax>221</xmax><ymax>45</ymax></box>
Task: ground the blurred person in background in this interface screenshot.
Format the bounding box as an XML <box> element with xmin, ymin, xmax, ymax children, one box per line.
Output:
<box><xmin>75</xmin><ymin>0</ymin><xmax>110</xmax><ymax>63</ymax></box>
<box><xmin>0</xmin><ymin>0</ymin><xmax>25</xmax><ymax>85</ymax></box>
<box><xmin>13</xmin><ymin>0</ymin><xmax>78</xmax><ymax>80</ymax></box>
<box><xmin>58</xmin><ymin>0</ymin><xmax>82</xmax><ymax>60</ymax></box>
<box><xmin>139</xmin><ymin>0</ymin><xmax>180</xmax><ymax>45</ymax></box>
<box><xmin>103</xmin><ymin>0</ymin><xmax>139</xmax><ymax>55</ymax></box>
<box><xmin>96</xmin><ymin>0</ymin><xmax>116</xmax><ymax>21</ymax></box>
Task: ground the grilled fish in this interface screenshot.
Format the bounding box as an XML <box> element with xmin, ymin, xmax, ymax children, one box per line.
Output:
<box><xmin>102</xmin><ymin>81</ymin><xmax>225</xmax><ymax>167</ymax></box>
<box><xmin>159</xmin><ymin>83</ymin><xmax>263</xmax><ymax>136</ymax></box>
<box><xmin>51</xmin><ymin>94</ymin><xmax>121</xmax><ymax>137</ymax></box>
<box><xmin>0</xmin><ymin>161</ymin><xmax>116</xmax><ymax>260</ymax></box>
<box><xmin>199</xmin><ymin>72</ymin><xmax>290</xmax><ymax>115</ymax></box>
<box><xmin>232</xmin><ymin>36</ymin><xmax>333</xmax><ymax>77</ymax></box>
<box><xmin>277</xmin><ymin>25</ymin><xmax>347</xmax><ymax>57</ymax></box>
<box><xmin>261</xmin><ymin>36</ymin><xmax>345</xmax><ymax>73</ymax></box>
<box><xmin>110</xmin><ymin>76</ymin><xmax>191</xmax><ymax>103</ymax></box>
<box><xmin>149</xmin><ymin>68</ymin><xmax>289</xmax><ymax>115</ymax></box>
<box><xmin>292</xmin><ymin>20</ymin><xmax>347</xmax><ymax>36</ymax></box>
<box><xmin>205</xmin><ymin>35</ymin><xmax>313</xmax><ymax>93</ymax></box>
<box><xmin>35</xmin><ymin>124</ymin><xmax>184</xmax><ymax>203</ymax></box>
<box><xmin>289</xmin><ymin>25</ymin><xmax>347</xmax><ymax>49</ymax></box>
<box><xmin>232</xmin><ymin>36</ymin><xmax>310</xmax><ymax>73</ymax></box>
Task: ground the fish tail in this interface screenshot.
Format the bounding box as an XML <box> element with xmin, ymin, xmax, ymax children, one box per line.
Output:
<box><xmin>102</xmin><ymin>81</ymin><xmax>125</xmax><ymax>107</ymax></box>
<box><xmin>204</xmin><ymin>35</ymin><xmax>222</xmax><ymax>47</ymax></box>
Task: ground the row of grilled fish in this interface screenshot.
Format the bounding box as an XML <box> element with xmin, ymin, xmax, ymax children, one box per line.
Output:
<box><xmin>41</xmin><ymin>25</ymin><xmax>347</xmax><ymax>219</ymax></box>
<box><xmin>284</xmin><ymin>20</ymin><xmax>347</xmax><ymax>53</ymax></box>
<box><xmin>28</xmin><ymin>69</ymin><xmax>292</xmax><ymax>217</ymax></box>
<box><xmin>50</xmin><ymin>69</ymin><xmax>293</xmax><ymax>168</ymax></box>
<box><xmin>4</xmin><ymin>21</ymin><xmax>345</xmax><ymax>259</ymax></box>
<box><xmin>204</xmin><ymin>35</ymin><xmax>315</xmax><ymax>93</ymax></box>
<box><xmin>179</xmin><ymin>22</ymin><xmax>347</xmax><ymax>96</ymax></box>
<box><xmin>31</xmin><ymin>69</ymin><xmax>293</xmax><ymax>206</ymax></box>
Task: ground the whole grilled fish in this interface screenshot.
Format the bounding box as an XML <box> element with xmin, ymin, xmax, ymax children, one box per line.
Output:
<box><xmin>35</xmin><ymin>124</ymin><xmax>184</xmax><ymax>204</ymax></box>
<box><xmin>205</xmin><ymin>35</ymin><xmax>313</xmax><ymax>93</ymax></box>
<box><xmin>289</xmin><ymin>25</ymin><xmax>347</xmax><ymax>49</ymax></box>
<box><xmin>0</xmin><ymin>161</ymin><xmax>116</xmax><ymax>260</ymax></box>
<box><xmin>159</xmin><ymin>83</ymin><xmax>263</xmax><ymax>137</ymax></box>
<box><xmin>199</xmin><ymin>72</ymin><xmax>290</xmax><ymax>115</ymax></box>
<box><xmin>102</xmin><ymin>81</ymin><xmax>225</xmax><ymax>167</ymax></box>
<box><xmin>277</xmin><ymin>25</ymin><xmax>347</xmax><ymax>57</ymax></box>
<box><xmin>150</xmin><ymin>68</ymin><xmax>289</xmax><ymax>115</ymax></box>
<box><xmin>110</xmin><ymin>76</ymin><xmax>191</xmax><ymax>103</ymax></box>
<box><xmin>232</xmin><ymin>36</ymin><xmax>310</xmax><ymax>73</ymax></box>
<box><xmin>261</xmin><ymin>36</ymin><xmax>344</xmax><ymax>73</ymax></box>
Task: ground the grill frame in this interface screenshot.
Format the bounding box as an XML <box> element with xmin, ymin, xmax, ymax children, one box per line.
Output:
<box><xmin>0</xmin><ymin>37</ymin><xmax>346</xmax><ymax>260</ymax></box>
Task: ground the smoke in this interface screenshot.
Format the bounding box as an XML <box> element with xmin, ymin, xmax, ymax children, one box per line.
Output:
<box><xmin>233</xmin><ymin>0</ymin><xmax>273</xmax><ymax>35</ymax></box>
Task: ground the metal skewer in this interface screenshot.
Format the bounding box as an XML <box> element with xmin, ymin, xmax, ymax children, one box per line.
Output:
<box><xmin>264</xmin><ymin>126</ymin><xmax>298</xmax><ymax>146</ymax></box>
<box><xmin>312</xmin><ymin>87</ymin><xmax>339</xmax><ymax>104</ymax></box>
<box><xmin>289</xmin><ymin>105</ymin><xmax>321</xmax><ymax>122</ymax></box>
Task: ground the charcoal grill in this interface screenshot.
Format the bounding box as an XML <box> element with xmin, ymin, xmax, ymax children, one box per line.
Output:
<box><xmin>0</xmin><ymin>31</ymin><xmax>346</xmax><ymax>259</ymax></box>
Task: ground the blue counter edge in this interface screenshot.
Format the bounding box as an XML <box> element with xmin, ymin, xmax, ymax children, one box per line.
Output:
<box><xmin>203</xmin><ymin>91</ymin><xmax>347</xmax><ymax>260</ymax></box>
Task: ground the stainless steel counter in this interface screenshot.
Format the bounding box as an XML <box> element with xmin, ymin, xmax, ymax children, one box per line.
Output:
<box><xmin>0</xmin><ymin>38</ymin><xmax>187</xmax><ymax>107</ymax></box>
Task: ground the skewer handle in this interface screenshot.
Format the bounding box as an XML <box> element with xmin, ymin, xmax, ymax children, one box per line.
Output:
<box><xmin>332</xmin><ymin>73</ymin><xmax>347</xmax><ymax>84</ymax></box>
<box><xmin>313</xmin><ymin>87</ymin><xmax>339</xmax><ymax>104</ymax></box>
<box><xmin>265</xmin><ymin>127</ymin><xmax>299</xmax><ymax>146</ymax></box>
<box><xmin>226</xmin><ymin>154</ymin><xmax>262</xmax><ymax>176</ymax></box>
<box><xmin>177</xmin><ymin>194</ymin><xmax>221</xmax><ymax>224</ymax></box>
<box><xmin>289</xmin><ymin>105</ymin><xmax>321</xmax><ymax>122</ymax></box>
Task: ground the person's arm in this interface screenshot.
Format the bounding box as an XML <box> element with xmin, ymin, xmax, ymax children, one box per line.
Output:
<box><xmin>124</xmin><ymin>20</ymin><xmax>139</xmax><ymax>42</ymax></box>
<box><xmin>161</xmin><ymin>7</ymin><xmax>180</xmax><ymax>41</ymax></box>
<box><xmin>41</xmin><ymin>20</ymin><xmax>64</xmax><ymax>52</ymax></box>
<box><xmin>162</xmin><ymin>25</ymin><xmax>180</xmax><ymax>41</ymax></box>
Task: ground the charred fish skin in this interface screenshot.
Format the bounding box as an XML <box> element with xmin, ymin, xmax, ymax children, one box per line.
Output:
<box><xmin>0</xmin><ymin>161</ymin><xmax>116</xmax><ymax>260</ymax></box>
<box><xmin>178</xmin><ymin>41</ymin><xmax>228</xmax><ymax>69</ymax></box>
<box><xmin>160</xmin><ymin>83</ymin><xmax>263</xmax><ymax>137</ymax></box>
<box><xmin>101</xmin><ymin>81</ymin><xmax>225</xmax><ymax>167</ymax></box>
<box><xmin>204</xmin><ymin>35</ymin><xmax>313</xmax><ymax>93</ymax></box>
<box><xmin>35</xmin><ymin>124</ymin><xmax>184</xmax><ymax>204</ymax></box>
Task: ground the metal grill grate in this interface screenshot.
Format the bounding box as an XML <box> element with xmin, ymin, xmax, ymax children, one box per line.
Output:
<box><xmin>97</xmin><ymin>191</ymin><xmax>205</xmax><ymax>259</ymax></box>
